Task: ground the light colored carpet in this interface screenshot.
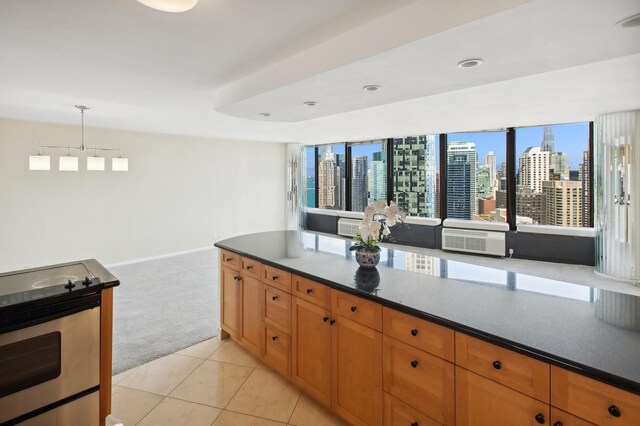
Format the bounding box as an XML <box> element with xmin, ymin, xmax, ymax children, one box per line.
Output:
<box><xmin>109</xmin><ymin>247</ymin><xmax>219</xmax><ymax>374</ymax></box>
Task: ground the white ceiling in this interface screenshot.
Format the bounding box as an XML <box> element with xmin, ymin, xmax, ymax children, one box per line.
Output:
<box><xmin>0</xmin><ymin>0</ymin><xmax>639</xmax><ymax>144</ymax></box>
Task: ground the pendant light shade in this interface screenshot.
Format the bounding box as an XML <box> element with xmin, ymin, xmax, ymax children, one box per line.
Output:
<box><xmin>112</xmin><ymin>157</ymin><xmax>129</xmax><ymax>172</ymax></box>
<box><xmin>87</xmin><ymin>156</ymin><xmax>105</xmax><ymax>171</ymax></box>
<box><xmin>29</xmin><ymin>155</ymin><xmax>51</xmax><ymax>171</ymax></box>
<box><xmin>136</xmin><ymin>0</ymin><xmax>198</xmax><ymax>13</ymax></box>
<box><xmin>59</xmin><ymin>156</ymin><xmax>79</xmax><ymax>172</ymax></box>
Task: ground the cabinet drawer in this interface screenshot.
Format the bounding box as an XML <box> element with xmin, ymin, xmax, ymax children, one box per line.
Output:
<box><xmin>293</xmin><ymin>275</ymin><xmax>330</xmax><ymax>308</ymax></box>
<box><xmin>551</xmin><ymin>366</ymin><xmax>640</xmax><ymax>426</ymax></box>
<box><xmin>264</xmin><ymin>324</ymin><xmax>291</xmax><ymax>379</ymax></box>
<box><xmin>261</xmin><ymin>264</ymin><xmax>291</xmax><ymax>293</ymax></box>
<box><xmin>240</xmin><ymin>257</ymin><xmax>262</xmax><ymax>279</ymax></box>
<box><xmin>220</xmin><ymin>250</ymin><xmax>240</xmax><ymax>270</ymax></box>
<box><xmin>455</xmin><ymin>333</ymin><xmax>549</xmax><ymax>402</ymax></box>
<box><xmin>383</xmin><ymin>336</ymin><xmax>455</xmax><ymax>426</ymax></box>
<box><xmin>550</xmin><ymin>407</ymin><xmax>595</xmax><ymax>426</ymax></box>
<box><xmin>383</xmin><ymin>392</ymin><xmax>440</xmax><ymax>426</ymax></box>
<box><xmin>383</xmin><ymin>307</ymin><xmax>454</xmax><ymax>362</ymax></box>
<box><xmin>456</xmin><ymin>367</ymin><xmax>550</xmax><ymax>426</ymax></box>
<box><xmin>264</xmin><ymin>286</ymin><xmax>292</xmax><ymax>334</ymax></box>
<box><xmin>331</xmin><ymin>289</ymin><xmax>382</xmax><ymax>331</ymax></box>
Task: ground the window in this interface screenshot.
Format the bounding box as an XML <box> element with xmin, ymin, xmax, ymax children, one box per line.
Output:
<box><xmin>350</xmin><ymin>140</ymin><xmax>387</xmax><ymax>212</ymax></box>
<box><xmin>446</xmin><ymin>131</ymin><xmax>506</xmax><ymax>222</ymax></box>
<box><xmin>305</xmin><ymin>146</ymin><xmax>316</xmax><ymax>208</ymax></box>
<box><xmin>317</xmin><ymin>144</ymin><xmax>346</xmax><ymax>210</ymax></box>
<box><xmin>515</xmin><ymin>123</ymin><xmax>590</xmax><ymax>227</ymax></box>
<box><xmin>392</xmin><ymin>135</ymin><xmax>439</xmax><ymax>218</ymax></box>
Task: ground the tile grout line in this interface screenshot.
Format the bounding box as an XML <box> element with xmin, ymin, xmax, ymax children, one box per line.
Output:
<box><xmin>286</xmin><ymin>391</ymin><xmax>303</xmax><ymax>425</ymax></box>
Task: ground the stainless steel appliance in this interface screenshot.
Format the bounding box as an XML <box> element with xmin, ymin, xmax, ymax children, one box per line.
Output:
<box><xmin>0</xmin><ymin>261</ymin><xmax>118</xmax><ymax>425</ymax></box>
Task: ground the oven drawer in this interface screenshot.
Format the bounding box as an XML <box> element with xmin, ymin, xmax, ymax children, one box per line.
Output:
<box><xmin>21</xmin><ymin>390</ymin><xmax>99</xmax><ymax>426</ymax></box>
<box><xmin>0</xmin><ymin>307</ymin><xmax>100</xmax><ymax>424</ymax></box>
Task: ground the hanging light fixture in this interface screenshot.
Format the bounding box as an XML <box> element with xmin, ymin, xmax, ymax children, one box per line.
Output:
<box><xmin>136</xmin><ymin>0</ymin><xmax>198</xmax><ymax>13</ymax></box>
<box><xmin>28</xmin><ymin>105</ymin><xmax>128</xmax><ymax>172</ymax></box>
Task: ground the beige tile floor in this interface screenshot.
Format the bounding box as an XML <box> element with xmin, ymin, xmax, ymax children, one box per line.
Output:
<box><xmin>108</xmin><ymin>337</ymin><xmax>346</xmax><ymax>426</ymax></box>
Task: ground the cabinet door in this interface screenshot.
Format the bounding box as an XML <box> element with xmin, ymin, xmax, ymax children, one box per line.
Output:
<box><xmin>456</xmin><ymin>367</ymin><xmax>550</xmax><ymax>426</ymax></box>
<box><xmin>292</xmin><ymin>297</ymin><xmax>331</xmax><ymax>407</ymax></box>
<box><xmin>332</xmin><ymin>315</ymin><xmax>383</xmax><ymax>426</ymax></box>
<box><xmin>240</xmin><ymin>275</ymin><xmax>263</xmax><ymax>357</ymax></box>
<box><xmin>221</xmin><ymin>266</ymin><xmax>240</xmax><ymax>338</ymax></box>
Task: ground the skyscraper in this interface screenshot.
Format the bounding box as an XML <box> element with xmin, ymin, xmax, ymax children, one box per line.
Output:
<box><xmin>484</xmin><ymin>150</ymin><xmax>497</xmax><ymax>192</ymax></box>
<box><xmin>518</xmin><ymin>146</ymin><xmax>550</xmax><ymax>193</ymax></box>
<box><xmin>446</xmin><ymin>142</ymin><xmax>477</xmax><ymax>219</ymax></box>
<box><xmin>318</xmin><ymin>154</ymin><xmax>336</xmax><ymax>209</ymax></box>
<box><xmin>540</xmin><ymin>126</ymin><xmax>555</xmax><ymax>152</ymax></box>
<box><xmin>369</xmin><ymin>151</ymin><xmax>386</xmax><ymax>203</ymax></box>
<box><xmin>581</xmin><ymin>149</ymin><xmax>591</xmax><ymax>227</ymax></box>
<box><xmin>351</xmin><ymin>155</ymin><xmax>368</xmax><ymax>212</ymax></box>
<box><xmin>550</xmin><ymin>151</ymin><xmax>570</xmax><ymax>180</ymax></box>
<box><xmin>516</xmin><ymin>186</ymin><xmax>545</xmax><ymax>224</ymax></box>
<box><xmin>543</xmin><ymin>180</ymin><xmax>582</xmax><ymax>226</ymax></box>
<box><xmin>392</xmin><ymin>135</ymin><xmax>437</xmax><ymax>217</ymax></box>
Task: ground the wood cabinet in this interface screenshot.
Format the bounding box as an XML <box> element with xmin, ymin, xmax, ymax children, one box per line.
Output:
<box><xmin>551</xmin><ymin>366</ymin><xmax>640</xmax><ymax>425</ymax></box>
<box><xmin>332</xmin><ymin>312</ymin><xmax>383</xmax><ymax>426</ymax></box>
<box><xmin>383</xmin><ymin>335</ymin><xmax>454</xmax><ymax>425</ymax></box>
<box><xmin>239</xmin><ymin>275</ymin><xmax>262</xmax><ymax>357</ymax></box>
<box><xmin>456</xmin><ymin>367</ymin><xmax>550</xmax><ymax>426</ymax></box>
<box><xmin>219</xmin><ymin>251</ymin><xmax>640</xmax><ymax>426</ymax></box>
<box><xmin>220</xmin><ymin>266</ymin><xmax>240</xmax><ymax>338</ymax></box>
<box><xmin>291</xmin><ymin>296</ymin><xmax>332</xmax><ymax>406</ymax></box>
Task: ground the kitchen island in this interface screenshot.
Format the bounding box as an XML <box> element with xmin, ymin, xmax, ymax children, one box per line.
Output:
<box><xmin>215</xmin><ymin>230</ymin><xmax>640</xmax><ymax>426</ymax></box>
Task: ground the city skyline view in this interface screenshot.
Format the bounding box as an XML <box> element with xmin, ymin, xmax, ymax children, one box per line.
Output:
<box><xmin>306</xmin><ymin>121</ymin><xmax>590</xmax><ymax>228</ymax></box>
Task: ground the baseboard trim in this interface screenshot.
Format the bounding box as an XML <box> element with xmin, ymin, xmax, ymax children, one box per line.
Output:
<box><xmin>105</xmin><ymin>246</ymin><xmax>213</xmax><ymax>268</ymax></box>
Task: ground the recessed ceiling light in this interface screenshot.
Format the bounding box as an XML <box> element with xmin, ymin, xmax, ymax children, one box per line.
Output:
<box><xmin>259</xmin><ymin>113</ymin><xmax>271</xmax><ymax>117</ymax></box>
<box><xmin>457</xmin><ymin>58</ymin><xmax>483</xmax><ymax>69</ymax></box>
<box><xmin>304</xmin><ymin>101</ymin><xmax>318</xmax><ymax>107</ymax></box>
<box><xmin>362</xmin><ymin>85</ymin><xmax>381</xmax><ymax>92</ymax></box>
<box><xmin>136</xmin><ymin>0</ymin><xmax>198</xmax><ymax>13</ymax></box>
<box><xmin>617</xmin><ymin>13</ymin><xmax>640</xmax><ymax>28</ymax></box>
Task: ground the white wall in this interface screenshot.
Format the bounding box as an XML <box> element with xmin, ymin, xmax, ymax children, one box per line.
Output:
<box><xmin>0</xmin><ymin>118</ymin><xmax>285</xmax><ymax>271</ymax></box>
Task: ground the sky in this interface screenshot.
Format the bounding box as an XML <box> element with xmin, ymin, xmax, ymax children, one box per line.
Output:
<box><xmin>306</xmin><ymin>121</ymin><xmax>590</xmax><ymax>174</ymax></box>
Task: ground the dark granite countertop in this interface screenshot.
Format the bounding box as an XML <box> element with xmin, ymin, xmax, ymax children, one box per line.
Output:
<box><xmin>215</xmin><ymin>230</ymin><xmax>640</xmax><ymax>395</ymax></box>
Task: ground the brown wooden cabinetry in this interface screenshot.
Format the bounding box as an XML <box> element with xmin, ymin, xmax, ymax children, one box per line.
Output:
<box><xmin>219</xmin><ymin>251</ymin><xmax>640</xmax><ymax>426</ymax></box>
<box><xmin>456</xmin><ymin>367</ymin><xmax>550</xmax><ymax>426</ymax></box>
<box><xmin>291</xmin><ymin>296</ymin><xmax>332</xmax><ymax>406</ymax></box>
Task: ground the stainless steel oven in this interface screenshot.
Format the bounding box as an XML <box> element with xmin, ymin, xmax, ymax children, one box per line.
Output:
<box><xmin>0</xmin><ymin>263</ymin><xmax>106</xmax><ymax>426</ymax></box>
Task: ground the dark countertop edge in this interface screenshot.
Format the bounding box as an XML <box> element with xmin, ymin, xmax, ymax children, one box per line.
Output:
<box><xmin>215</xmin><ymin>242</ymin><xmax>640</xmax><ymax>396</ymax></box>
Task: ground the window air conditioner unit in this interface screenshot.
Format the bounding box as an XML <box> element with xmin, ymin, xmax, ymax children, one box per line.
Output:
<box><xmin>441</xmin><ymin>228</ymin><xmax>505</xmax><ymax>257</ymax></box>
<box><xmin>337</xmin><ymin>218</ymin><xmax>362</xmax><ymax>237</ymax></box>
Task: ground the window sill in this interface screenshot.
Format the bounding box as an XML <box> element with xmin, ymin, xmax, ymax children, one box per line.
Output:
<box><xmin>517</xmin><ymin>224</ymin><xmax>596</xmax><ymax>238</ymax></box>
<box><xmin>306</xmin><ymin>208</ymin><xmax>442</xmax><ymax>226</ymax></box>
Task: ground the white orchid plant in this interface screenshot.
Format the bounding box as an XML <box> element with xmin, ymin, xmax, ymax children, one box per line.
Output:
<box><xmin>350</xmin><ymin>200</ymin><xmax>406</xmax><ymax>253</ymax></box>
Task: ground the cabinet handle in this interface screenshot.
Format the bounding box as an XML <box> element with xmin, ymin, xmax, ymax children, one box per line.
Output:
<box><xmin>410</xmin><ymin>360</ymin><xmax>418</xmax><ymax>368</ymax></box>
<box><xmin>608</xmin><ymin>405</ymin><xmax>621</xmax><ymax>417</ymax></box>
<box><xmin>350</xmin><ymin>306</ymin><xmax>357</xmax><ymax>312</ymax></box>
<box><xmin>323</xmin><ymin>316</ymin><xmax>329</xmax><ymax>322</ymax></box>
<box><xmin>329</xmin><ymin>319</ymin><xmax>336</xmax><ymax>325</ymax></box>
<box><xmin>534</xmin><ymin>413</ymin><xmax>545</xmax><ymax>424</ymax></box>
<box><xmin>306</xmin><ymin>288</ymin><xmax>313</xmax><ymax>294</ymax></box>
<box><xmin>272</xmin><ymin>335</ymin><xmax>278</xmax><ymax>341</ymax></box>
<box><xmin>272</xmin><ymin>275</ymin><xmax>278</xmax><ymax>280</ymax></box>
<box><xmin>272</xmin><ymin>295</ymin><xmax>278</xmax><ymax>301</ymax></box>
<box><xmin>410</xmin><ymin>329</ymin><xmax>418</xmax><ymax>336</ymax></box>
<box><xmin>225</xmin><ymin>257</ymin><xmax>233</xmax><ymax>261</ymax></box>
<box><xmin>492</xmin><ymin>360</ymin><xmax>502</xmax><ymax>370</ymax></box>
<box><xmin>246</xmin><ymin>265</ymin><xmax>253</xmax><ymax>270</ymax></box>
<box><xmin>411</xmin><ymin>422</ymin><xmax>419</xmax><ymax>426</ymax></box>
<box><xmin>553</xmin><ymin>422</ymin><xmax>562</xmax><ymax>426</ymax></box>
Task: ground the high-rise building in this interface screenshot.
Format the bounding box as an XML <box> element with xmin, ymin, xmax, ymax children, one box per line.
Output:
<box><xmin>484</xmin><ymin>150</ymin><xmax>497</xmax><ymax>191</ymax></box>
<box><xmin>369</xmin><ymin>151</ymin><xmax>386</xmax><ymax>203</ymax></box>
<box><xmin>516</xmin><ymin>186</ymin><xmax>545</xmax><ymax>224</ymax></box>
<box><xmin>550</xmin><ymin>151</ymin><xmax>570</xmax><ymax>180</ymax></box>
<box><xmin>518</xmin><ymin>146</ymin><xmax>550</xmax><ymax>193</ymax></box>
<box><xmin>435</xmin><ymin>171</ymin><xmax>440</xmax><ymax>218</ymax></box>
<box><xmin>306</xmin><ymin>177</ymin><xmax>316</xmax><ymax>208</ymax></box>
<box><xmin>540</xmin><ymin>126</ymin><xmax>555</xmax><ymax>152</ymax></box>
<box><xmin>318</xmin><ymin>154</ymin><xmax>336</xmax><ymax>209</ymax></box>
<box><xmin>477</xmin><ymin>165</ymin><xmax>492</xmax><ymax>199</ymax></box>
<box><xmin>543</xmin><ymin>180</ymin><xmax>582</xmax><ymax>226</ymax></box>
<box><xmin>351</xmin><ymin>155</ymin><xmax>368</xmax><ymax>212</ymax></box>
<box><xmin>581</xmin><ymin>150</ymin><xmax>591</xmax><ymax>227</ymax></box>
<box><xmin>392</xmin><ymin>135</ymin><xmax>437</xmax><ymax>217</ymax></box>
<box><xmin>446</xmin><ymin>142</ymin><xmax>477</xmax><ymax>219</ymax></box>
